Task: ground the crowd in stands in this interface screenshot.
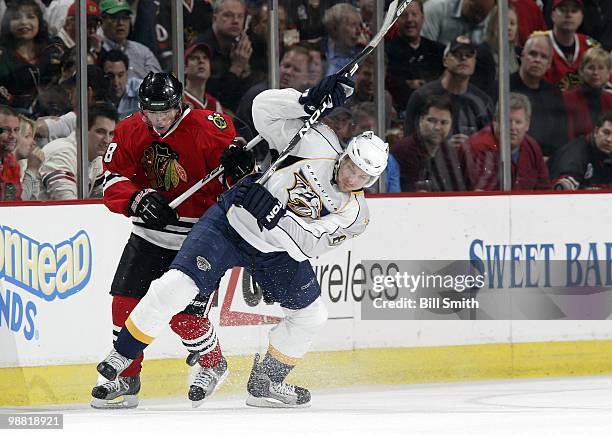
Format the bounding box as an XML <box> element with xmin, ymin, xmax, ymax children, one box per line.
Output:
<box><xmin>0</xmin><ymin>0</ymin><xmax>610</xmax><ymax>201</ymax></box>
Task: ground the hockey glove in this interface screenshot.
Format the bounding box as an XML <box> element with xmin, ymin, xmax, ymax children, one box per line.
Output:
<box><xmin>298</xmin><ymin>73</ymin><xmax>355</xmax><ymax>117</ymax></box>
<box><xmin>233</xmin><ymin>183</ymin><xmax>285</xmax><ymax>231</ymax></box>
<box><xmin>129</xmin><ymin>188</ymin><xmax>179</xmax><ymax>230</ymax></box>
<box><xmin>220</xmin><ymin>144</ymin><xmax>255</xmax><ymax>187</ymax></box>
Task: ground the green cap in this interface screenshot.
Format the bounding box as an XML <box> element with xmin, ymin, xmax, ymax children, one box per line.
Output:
<box><xmin>99</xmin><ymin>0</ymin><xmax>132</xmax><ymax>15</ymax></box>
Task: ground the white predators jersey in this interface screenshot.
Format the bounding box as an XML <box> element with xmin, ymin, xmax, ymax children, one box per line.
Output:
<box><xmin>227</xmin><ymin>88</ymin><xmax>370</xmax><ymax>262</ymax></box>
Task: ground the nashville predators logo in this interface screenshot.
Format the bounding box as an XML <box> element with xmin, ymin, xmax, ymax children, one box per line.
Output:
<box><xmin>141</xmin><ymin>141</ymin><xmax>187</xmax><ymax>191</ymax></box>
<box><xmin>207</xmin><ymin>113</ymin><xmax>227</xmax><ymax>130</ymax></box>
<box><xmin>286</xmin><ymin>172</ymin><xmax>322</xmax><ymax>219</ymax></box>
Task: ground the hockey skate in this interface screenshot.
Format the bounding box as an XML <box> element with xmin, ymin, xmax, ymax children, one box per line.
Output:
<box><xmin>245</xmin><ymin>354</ymin><xmax>311</xmax><ymax>408</ymax></box>
<box><xmin>96</xmin><ymin>349</ymin><xmax>134</xmax><ymax>381</ymax></box>
<box><xmin>188</xmin><ymin>356</ymin><xmax>229</xmax><ymax>408</ymax></box>
<box><xmin>90</xmin><ymin>375</ymin><xmax>141</xmax><ymax>409</ymax></box>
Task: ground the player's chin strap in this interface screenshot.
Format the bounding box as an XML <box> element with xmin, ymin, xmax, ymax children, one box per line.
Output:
<box><xmin>169</xmin><ymin>0</ymin><xmax>412</xmax><ymax>209</ymax></box>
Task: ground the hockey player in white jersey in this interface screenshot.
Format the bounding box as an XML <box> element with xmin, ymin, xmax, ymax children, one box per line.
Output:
<box><xmin>94</xmin><ymin>73</ymin><xmax>388</xmax><ymax>408</ymax></box>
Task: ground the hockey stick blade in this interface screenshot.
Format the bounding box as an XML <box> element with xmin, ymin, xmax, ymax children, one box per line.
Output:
<box><xmin>255</xmin><ymin>0</ymin><xmax>411</xmax><ymax>186</ymax></box>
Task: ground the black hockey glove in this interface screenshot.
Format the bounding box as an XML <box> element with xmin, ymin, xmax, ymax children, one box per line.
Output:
<box><xmin>298</xmin><ymin>73</ymin><xmax>355</xmax><ymax>117</ymax></box>
<box><xmin>129</xmin><ymin>188</ymin><xmax>178</xmax><ymax>230</ymax></box>
<box><xmin>220</xmin><ymin>144</ymin><xmax>255</xmax><ymax>187</ymax></box>
<box><xmin>232</xmin><ymin>183</ymin><xmax>285</xmax><ymax>231</ymax></box>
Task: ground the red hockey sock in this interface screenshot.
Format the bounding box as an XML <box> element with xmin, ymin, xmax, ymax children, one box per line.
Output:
<box><xmin>112</xmin><ymin>295</ymin><xmax>144</xmax><ymax>377</ymax></box>
<box><xmin>169</xmin><ymin>313</ymin><xmax>223</xmax><ymax>368</ymax></box>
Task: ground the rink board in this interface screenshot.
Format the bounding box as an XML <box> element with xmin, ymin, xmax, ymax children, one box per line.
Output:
<box><xmin>2</xmin><ymin>193</ymin><xmax>612</xmax><ymax>405</ymax></box>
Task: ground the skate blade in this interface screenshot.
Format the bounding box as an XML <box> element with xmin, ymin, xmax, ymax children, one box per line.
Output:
<box><xmin>245</xmin><ymin>394</ymin><xmax>311</xmax><ymax>409</ymax></box>
<box><xmin>191</xmin><ymin>369</ymin><xmax>230</xmax><ymax>409</ymax></box>
<box><xmin>90</xmin><ymin>394</ymin><xmax>138</xmax><ymax>409</ymax></box>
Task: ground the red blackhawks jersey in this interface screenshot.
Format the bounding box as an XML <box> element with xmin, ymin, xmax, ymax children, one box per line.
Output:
<box><xmin>544</xmin><ymin>31</ymin><xmax>600</xmax><ymax>91</ymax></box>
<box><xmin>103</xmin><ymin>107</ymin><xmax>236</xmax><ymax>250</ymax></box>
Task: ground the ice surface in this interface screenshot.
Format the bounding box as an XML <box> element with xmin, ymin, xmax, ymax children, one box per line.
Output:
<box><xmin>3</xmin><ymin>376</ymin><xmax>612</xmax><ymax>434</ymax></box>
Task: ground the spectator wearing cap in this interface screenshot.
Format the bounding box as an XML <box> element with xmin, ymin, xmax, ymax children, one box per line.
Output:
<box><xmin>544</xmin><ymin>0</ymin><xmax>600</xmax><ymax>90</ymax></box>
<box><xmin>183</xmin><ymin>43</ymin><xmax>223</xmax><ymax>113</ymax></box>
<box><xmin>385</xmin><ymin>0</ymin><xmax>445</xmax><ymax>113</ymax></box>
<box><xmin>197</xmin><ymin>0</ymin><xmax>255</xmax><ymax>112</ymax></box>
<box><xmin>421</xmin><ymin>0</ymin><xmax>495</xmax><ymax>46</ymax></box>
<box><xmin>101</xmin><ymin>49</ymin><xmax>141</xmax><ymax>119</ymax></box>
<box><xmin>562</xmin><ymin>47</ymin><xmax>612</xmax><ymax>141</ymax></box>
<box><xmin>510</xmin><ymin>32</ymin><xmax>568</xmax><ymax>157</ymax></box>
<box><xmin>549</xmin><ymin>112</ymin><xmax>612</xmax><ymax>190</ymax></box>
<box><xmin>461</xmin><ymin>92</ymin><xmax>551</xmax><ymax>191</ymax></box>
<box><xmin>54</xmin><ymin>1</ymin><xmax>103</xmax><ymax>63</ymax></box>
<box><xmin>99</xmin><ymin>0</ymin><xmax>161</xmax><ymax>80</ymax></box>
<box><xmin>405</xmin><ymin>36</ymin><xmax>494</xmax><ymax>148</ymax></box>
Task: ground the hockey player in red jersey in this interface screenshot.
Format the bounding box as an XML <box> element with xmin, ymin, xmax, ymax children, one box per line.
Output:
<box><xmin>91</xmin><ymin>72</ymin><xmax>254</xmax><ymax>409</ymax></box>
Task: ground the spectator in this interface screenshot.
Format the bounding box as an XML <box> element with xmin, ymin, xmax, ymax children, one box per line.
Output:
<box><xmin>510</xmin><ymin>32</ymin><xmax>568</xmax><ymax>156</ymax></box>
<box><xmin>35</xmin><ymin>64</ymin><xmax>110</xmax><ymax>145</ymax></box>
<box><xmin>391</xmin><ymin>94</ymin><xmax>465</xmax><ymax>192</ymax></box>
<box><xmin>301</xmin><ymin>41</ymin><xmax>325</xmax><ymax>87</ymax></box>
<box><xmin>99</xmin><ymin>0</ymin><xmax>161</xmax><ymax>80</ymax></box>
<box><xmin>405</xmin><ymin>36</ymin><xmax>494</xmax><ymax>147</ymax></box>
<box><xmin>322</xmin><ymin>3</ymin><xmax>365</xmax><ymax>76</ymax></box>
<box><xmin>197</xmin><ymin>0</ymin><xmax>255</xmax><ymax>112</ymax></box>
<box><xmin>155</xmin><ymin>0</ymin><xmax>213</xmax><ymax>70</ymax></box>
<box><xmin>54</xmin><ymin>1</ymin><xmax>103</xmax><ymax>64</ymax></box>
<box><xmin>461</xmin><ymin>92</ymin><xmax>551</xmax><ymax>191</ymax></box>
<box><xmin>101</xmin><ymin>49</ymin><xmax>141</xmax><ymax>119</ymax></box>
<box><xmin>346</xmin><ymin>56</ymin><xmax>396</xmax><ymax>129</ymax></box>
<box><xmin>234</xmin><ymin>44</ymin><xmax>311</xmax><ymax>143</ymax></box>
<box><xmin>286</xmin><ymin>0</ymin><xmax>331</xmax><ymax>42</ymax></box>
<box><xmin>421</xmin><ymin>0</ymin><xmax>495</xmax><ymax>45</ymax></box>
<box><xmin>183</xmin><ymin>43</ymin><xmax>223</xmax><ymax>112</ymax></box>
<box><xmin>544</xmin><ymin>0</ymin><xmax>612</xmax><ymax>51</ymax></box>
<box><xmin>15</xmin><ymin>114</ymin><xmax>42</xmax><ymax>199</ymax></box>
<box><xmin>544</xmin><ymin>0</ymin><xmax>599</xmax><ymax>90</ymax></box>
<box><xmin>511</xmin><ymin>0</ymin><xmax>547</xmax><ymax>47</ymax></box>
<box><xmin>248</xmin><ymin>2</ymin><xmax>288</xmax><ymax>84</ymax></box>
<box><xmin>472</xmin><ymin>4</ymin><xmax>521</xmax><ymax>99</ymax></box>
<box><xmin>549</xmin><ymin>111</ymin><xmax>612</xmax><ymax>189</ymax></box>
<box><xmin>0</xmin><ymin>105</ymin><xmax>22</xmax><ymax>200</ymax></box>
<box><xmin>323</xmin><ymin>106</ymin><xmax>354</xmax><ymax>147</ymax></box>
<box><xmin>0</xmin><ymin>0</ymin><xmax>64</xmax><ymax>113</ymax></box>
<box><xmin>563</xmin><ymin>47</ymin><xmax>612</xmax><ymax>140</ymax></box>
<box><xmin>40</xmin><ymin>103</ymin><xmax>118</xmax><ymax>200</ymax></box>
<box><xmin>44</xmin><ymin>0</ymin><xmax>72</xmax><ymax>37</ymax></box>
<box><xmin>385</xmin><ymin>0</ymin><xmax>445</xmax><ymax>113</ymax></box>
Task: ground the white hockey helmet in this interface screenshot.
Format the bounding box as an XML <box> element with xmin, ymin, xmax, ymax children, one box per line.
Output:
<box><xmin>340</xmin><ymin>131</ymin><xmax>389</xmax><ymax>187</ymax></box>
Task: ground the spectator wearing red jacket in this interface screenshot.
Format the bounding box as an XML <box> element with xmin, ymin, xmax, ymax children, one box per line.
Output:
<box><xmin>563</xmin><ymin>47</ymin><xmax>612</xmax><ymax>140</ymax></box>
<box><xmin>461</xmin><ymin>93</ymin><xmax>551</xmax><ymax>191</ymax></box>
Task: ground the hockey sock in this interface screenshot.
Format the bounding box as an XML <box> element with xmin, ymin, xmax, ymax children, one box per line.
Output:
<box><xmin>112</xmin><ymin>295</ymin><xmax>144</xmax><ymax>376</ymax></box>
<box><xmin>170</xmin><ymin>313</ymin><xmax>222</xmax><ymax>368</ymax></box>
<box><xmin>260</xmin><ymin>349</ymin><xmax>296</xmax><ymax>383</ymax></box>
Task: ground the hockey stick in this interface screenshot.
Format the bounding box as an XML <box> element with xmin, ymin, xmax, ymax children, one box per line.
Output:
<box><xmin>170</xmin><ymin>0</ymin><xmax>410</xmax><ymax>208</ymax></box>
<box><xmin>169</xmin><ymin>134</ymin><xmax>263</xmax><ymax>209</ymax></box>
<box><xmin>255</xmin><ymin>0</ymin><xmax>412</xmax><ymax>185</ymax></box>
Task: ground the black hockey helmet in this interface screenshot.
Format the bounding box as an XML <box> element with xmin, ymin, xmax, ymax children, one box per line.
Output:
<box><xmin>138</xmin><ymin>72</ymin><xmax>183</xmax><ymax>111</ymax></box>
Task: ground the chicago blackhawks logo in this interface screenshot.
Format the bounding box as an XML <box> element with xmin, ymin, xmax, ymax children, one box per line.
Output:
<box><xmin>141</xmin><ymin>141</ymin><xmax>187</xmax><ymax>191</ymax></box>
<box><xmin>286</xmin><ymin>172</ymin><xmax>322</xmax><ymax>219</ymax></box>
<box><xmin>207</xmin><ymin>113</ymin><xmax>228</xmax><ymax>130</ymax></box>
